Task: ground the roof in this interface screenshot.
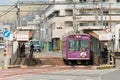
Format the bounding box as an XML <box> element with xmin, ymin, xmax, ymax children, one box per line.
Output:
<box><xmin>16</xmin><ymin>31</ymin><xmax>31</xmax><ymax>41</ymax></box>
<box><xmin>89</xmin><ymin>30</ymin><xmax>112</xmax><ymax>41</ymax></box>
<box><xmin>16</xmin><ymin>26</ymin><xmax>37</xmax><ymax>30</ymax></box>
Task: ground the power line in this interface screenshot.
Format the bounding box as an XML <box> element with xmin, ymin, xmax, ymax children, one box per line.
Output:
<box><xmin>0</xmin><ymin>3</ymin><xmax>16</xmax><ymax>18</ymax></box>
<box><xmin>19</xmin><ymin>1</ymin><xmax>97</xmax><ymax>5</ymax></box>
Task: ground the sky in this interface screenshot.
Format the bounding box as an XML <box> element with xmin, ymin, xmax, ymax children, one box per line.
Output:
<box><xmin>0</xmin><ymin>0</ymin><xmax>48</xmax><ymax>5</ymax></box>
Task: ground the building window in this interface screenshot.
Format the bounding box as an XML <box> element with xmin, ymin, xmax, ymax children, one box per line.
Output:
<box><xmin>79</xmin><ymin>0</ymin><xmax>87</xmax><ymax>3</ymax></box>
<box><xmin>48</xmin><ymin>11</ymin><xmax>59</xmax><ymax>19</ymax></box>
<box><xmin>117</xmin><ymin>0</ymin><xmax>120</xmax><ymax>2</ymax></box>
<box><xmin>66</xmin><ymin>0</ymin><xmax>73</xmax><ymax>2</ymax></box>
<box><xmin>103</xmin><ymin>22</ymin><xmax>108</xmax><ymax>26</ymax></box>
<box><xmin>65</xmin><ymin>21</ymin><xmax>73</xmax><ymax>26</ymax></box>
<box><xmin>65</xmin><ymin>9</ymin><xmax>73</xmax><ymax>16</ymax></box>
<box><xmin>103</xmin><ymin>10</ymin><xmax>109</xmax><ymax>15</ymax></box>
<box><xmin>93</xmin><ymin>22</ymin><xmax>96</xmax><ymax>26</ymax></box>
<box><xmin>79</xmin><ymin>22</ymin><xmax>88</xmax><ymax>26</ymax></box>
<box><xmin>102</xmin><ymin>0</ymin><xmax>105</xmax><ymax>2</ymax></box>
<box><xmin>115</xmin><ymin>10</ymin><xmax>120</xmax><ymax>15</ymax></box>
<box><xmin>79</xmin><ymin>8</ymin><xmax>86</xmax><ymax>15</ymax></box>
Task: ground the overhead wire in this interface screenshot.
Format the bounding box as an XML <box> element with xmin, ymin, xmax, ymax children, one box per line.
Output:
<box><xmin>0</xmin><ymin>3</ymin><xmax>17</xmax><ymax>18</ymax></box>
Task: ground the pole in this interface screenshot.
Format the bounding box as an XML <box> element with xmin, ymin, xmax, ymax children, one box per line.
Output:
<box><xmin>100</xmin><ymin>0</ymin><xmax>103</xmax><ymax>26</ymax></box>
<box><xmin>43</xmin><ymin>10</ymin><xmax>48</xmax><ymax>51</ymax></box>
<box><xmin>112</xmin><ymin>34</ymin><xmax>116</xmax><ymax>67</ymax></box>
<box><xmin>109</xmin><ymin>3</ymin><xmax>112</xmax><ymax>32</ymax></box>
<box><xmin>16</xmin><ymin>0</ymin><xmax>20</xmax><ymax>26</ymax></box>
<box><xmin>73</xmin><ymin>4</ymin><xmax>77</xmax><ymax>33</ymax></box>
<box><xmin>4</xmin><ymin>39</ymin><xmax>10</xmax><ymax>69</ymax></box>
<box><xmin>95</xmin><ymin>3</ymin><xmax>99</xmax><ymax>26</ymax></box>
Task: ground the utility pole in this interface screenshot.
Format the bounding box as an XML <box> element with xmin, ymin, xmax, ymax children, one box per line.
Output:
<box><xmin>95</xmin><ymin>3</ymin><xmax>99</xmax><ymax>26</ymax></box>
<box><xmin>73</xmin><ymin>4</ymin><xmax>77</xmax><ymax>33</ymax></box>
<box><xmin>109</xmin><ymin>3</ymin><xmax>112</xmax><ymax>32</ymax></box>
<box><xmin>100</xmin><ymin>0</ymin><xmax>103</xmax><ymax>26</ymax></box>
<box><xmin>43</xmin><ymin>11</ymin><xmax>49</xmax><ymax>51</ymax></box>
<box><xmin>109</xmin><ymin>3</ymin><xmax>115</xmax><ymax>66</ymax></box>
<box><xmin>16</xmin><ymin>0</ymin><xmax>20</xmax><ymax>26</ymax></box>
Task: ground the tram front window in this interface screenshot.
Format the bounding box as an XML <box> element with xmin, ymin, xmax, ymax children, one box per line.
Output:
<box><xmin>80</xmin><ymin>40</ymin><xmax>89</xmax><ymax>51</ymax></box>
<box><xmin>69</xmin><ymin>40</ymin><xmax>89</xmax><ymax>51</ymax></box>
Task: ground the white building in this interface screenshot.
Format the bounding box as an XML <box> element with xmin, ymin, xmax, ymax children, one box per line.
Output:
<box><xmin>39</xmin><ymin>0</ymin><xmax>120</xmax><ymax>51</ymax></box>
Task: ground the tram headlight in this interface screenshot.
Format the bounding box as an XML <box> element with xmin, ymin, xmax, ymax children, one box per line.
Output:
<box><xmin>76</xmin><ymin>35</ymin><xmax>81</xmax><ymax>38</ymax></box>
<box><xmin>80</xmin><ymin>52</ymin><xmax>87</xmax><ymax>58</ymax></box>
<box><xmin>76</xmin><ymin>35</ymin><xmax>79</xmax><ymax>38</ymax></box>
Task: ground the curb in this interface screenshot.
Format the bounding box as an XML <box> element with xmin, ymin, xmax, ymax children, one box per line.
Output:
<box><xmin>92</xmin><ymin>65</ymin><xmax>115</xmax><ymax>70</ymax></box>
<box><xmin>1</xmin><ymin>65</ymin><xmax>28</xmax><ymax>69</ymax></box>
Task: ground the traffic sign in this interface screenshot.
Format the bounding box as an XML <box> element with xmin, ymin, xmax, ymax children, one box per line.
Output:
<box><xmin>3</xmin><ymin>30</ymin><xmax>10</xmax><ymax>38</ymax></box>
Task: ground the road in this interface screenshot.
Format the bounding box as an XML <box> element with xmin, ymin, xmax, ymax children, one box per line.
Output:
<box><xmin>9</xmin><ymin>67</ymin><xmax>119</xmax><ymax>80</ymax></box>
<box><xmin>9</xmin><ymin>59</ymin><xmax>120</xmax><ymax>80</ymax></box>
<box><xmin>0</xmin><ymin>65</ymin><xmax>119</xmax><ymax>80</ymax></box>
<box><xmin>0</xmin><ymin>51</ymin><xmax>120</xmax><ymax>80</ymax></box>
<box><xmin>102</xmin><ymin>68</ymin><xmax>120</xmax><ymax>80</ymax></box>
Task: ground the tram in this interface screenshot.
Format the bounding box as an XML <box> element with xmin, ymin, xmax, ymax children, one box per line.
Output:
<box><xmin>62</xmin><ymin>32</ymin><xmax>92</xmax><ymax>65</ymax></box>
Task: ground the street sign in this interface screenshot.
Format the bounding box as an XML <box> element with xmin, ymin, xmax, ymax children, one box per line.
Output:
<box><xmin>3</xmin><ymin>30</ymin><xmax>10</xmax><ymax>38</ymax></box>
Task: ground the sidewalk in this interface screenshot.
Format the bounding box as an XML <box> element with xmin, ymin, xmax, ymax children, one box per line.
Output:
<box><xmin>34</xmin><ymin>51</ymin><xmax>62</xmax><ymax>58</ymax></box>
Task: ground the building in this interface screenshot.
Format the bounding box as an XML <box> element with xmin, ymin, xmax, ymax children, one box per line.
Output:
<box><xmin>15</xmin><ymin>26</ymin><xmax>36</xmax><ymax>41</ymax></box>
<box><xmin>39</xmin><ymin>0</ymin><xmax>120</xmax><ymax>51</ymax></box>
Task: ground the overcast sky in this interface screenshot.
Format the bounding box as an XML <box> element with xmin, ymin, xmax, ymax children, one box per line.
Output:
<box><xmin>0</xmin><ymin>0</ymin><xmax>48</xmax><ymax>5</ymax></box>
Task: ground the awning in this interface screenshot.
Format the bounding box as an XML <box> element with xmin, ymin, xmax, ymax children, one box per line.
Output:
<box><xmin>16</xmin><ymin>31</ymin><xmax>32</xmax><ymax>41</ymax></box>
<box><xmin>89</xmin><ymin>31</ymin><xmax>112</xmax><ymax>41</ymax></box>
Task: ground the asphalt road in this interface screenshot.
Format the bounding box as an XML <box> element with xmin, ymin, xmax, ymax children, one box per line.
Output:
<box><xmin>102</xmin><ymin>58</ymin><xmax>120</xmax><ymax>80</ymax></box>
<box><xmin>10</xmin><ymin>68</ymin><xmax>119</xmax><ymax>80</ymax></box>
<box><xmin>7</xmin><ymin>51</ymin><xmax>120</xmax><ymax>80</ymax></box>
<box><xmin>1</xmin><ymin>51</ymin><xmax>120</xmax><ymax>80</ymax></box>
<box><xmin>102</xmin><ymin>68</ymin><xmax>120</xmax><ymax>80</ymax></box>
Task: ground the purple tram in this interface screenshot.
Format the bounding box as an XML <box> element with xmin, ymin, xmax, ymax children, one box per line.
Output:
<box><xmin>62</xmin><ymin>33</ymin><xmax>92</xmax><ymax>65</ymax></box>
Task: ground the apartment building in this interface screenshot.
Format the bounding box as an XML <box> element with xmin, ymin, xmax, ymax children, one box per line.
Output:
<box><xmin>40</xmin><ymin>0</ymin><xmax>120</xmax><ymax>51</ymax></box>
